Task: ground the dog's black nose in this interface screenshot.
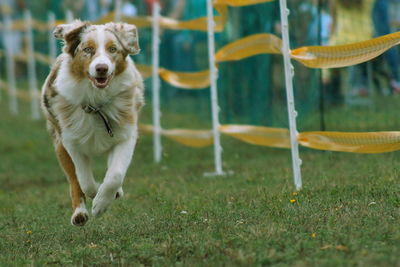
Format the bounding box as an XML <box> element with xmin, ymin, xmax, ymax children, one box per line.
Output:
<box><xmin>95</xmin><ymin>64</ymin><xmax>108</xmax><ymax>76</ymax></box>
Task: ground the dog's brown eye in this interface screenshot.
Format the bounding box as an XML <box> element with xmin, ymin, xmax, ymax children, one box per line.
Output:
<box><xmin>83</xmin><ymin>47</ymin><xmax>93</xmax><ymax>53</ymax></box>
<box><xmin>108</xmin><ymin>46</ymin><xmax>117</xmax><ymax>53</ymax></box>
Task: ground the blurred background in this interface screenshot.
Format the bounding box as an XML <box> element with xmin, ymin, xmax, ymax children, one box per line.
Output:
<box><xmin>2</xmin><ymin>0</ymin><xmax>400</xmax><ymax>134</ymax></box>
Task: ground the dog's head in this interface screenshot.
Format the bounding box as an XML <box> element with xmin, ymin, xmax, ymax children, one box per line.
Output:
<box><xmin>54</xmin><ymin>20</ymin><xmax>140</xmax><ymax>89</ymax></box>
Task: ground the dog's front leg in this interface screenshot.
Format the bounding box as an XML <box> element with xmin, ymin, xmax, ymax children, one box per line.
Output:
<box><xmin>63</xmin><ymin>143</ymin><xmax>99</xmax><ymax>199</ymax></box>
<box><xmin>92</xmin><ymin>135</ymin><xmax>136</xmax><ymax>217</ymax></box>
<box><xmin>61</xmin><ymin>143</ymin><xmax>98</xmax><ymax>226</ymax></box>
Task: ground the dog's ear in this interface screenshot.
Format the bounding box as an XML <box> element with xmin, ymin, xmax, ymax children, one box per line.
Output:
<box><xmin>54</xmin><ymin>20</ymin><xmax>90</xmax><ymax>56</ymax></box>
<box><xmin>105</xmin><ymin>22</ymin><xmax>140</xmax><ymax>55</ymax></box>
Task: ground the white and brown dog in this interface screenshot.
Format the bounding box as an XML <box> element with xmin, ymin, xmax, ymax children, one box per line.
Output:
<box><xmin>41</xmin><ymin>20</ymin><xmax>144</xmax><ymax>226</ymax></box>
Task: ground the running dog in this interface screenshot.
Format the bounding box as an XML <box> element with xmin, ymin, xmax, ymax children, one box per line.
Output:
<box><xmin>41</xmin><ymin>20</ymin><xmax>144</xmax><ymax>226</ymax></box>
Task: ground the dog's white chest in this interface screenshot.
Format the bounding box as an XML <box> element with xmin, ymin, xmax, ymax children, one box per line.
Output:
<box><xmin>61</xmin><ymin>107</ymin><xmax>127</xmax><ymax>155</ymax></box>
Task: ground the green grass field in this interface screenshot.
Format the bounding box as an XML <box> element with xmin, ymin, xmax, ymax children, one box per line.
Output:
<box><xmin>0</xmin><ymin>98</ymin><xmax>399</xmax><ymax>266</ymax></box>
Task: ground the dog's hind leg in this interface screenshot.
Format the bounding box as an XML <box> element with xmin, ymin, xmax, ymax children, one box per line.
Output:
<box><xmin>56</xmin><ymin>143</ymin><xmax>89</xmax><ymax>226</ymax></box>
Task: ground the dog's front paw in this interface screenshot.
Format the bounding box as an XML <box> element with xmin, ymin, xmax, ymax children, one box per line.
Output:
<box><xmin>71</xmin><ymin>205</ymin><xmax>89</xmax><ymax>226</ymax></box>
<box><xmin>92</xmin><ymin>185</ymin><xmax>115</xmax><ymax>217</ymax></box>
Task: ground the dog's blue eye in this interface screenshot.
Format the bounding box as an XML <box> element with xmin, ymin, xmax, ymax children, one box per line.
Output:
<box><xmin>108</xmin><ymin>47</ymin><xmax>117</xmax><ymax>53</ymax></box>
<box><xmin>83</xmin><ymin>47</ymin><xmax>93</xmax><ymax>53</ymax></box>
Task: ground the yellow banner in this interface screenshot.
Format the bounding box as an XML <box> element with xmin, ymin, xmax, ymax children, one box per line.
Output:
<box><xmin>0</xmin><ymin>6</ymin><xmax>227</xmax><ymax>32</ymax></box>
<box><xmin>159</xmin><ymin>69</ymin><xmax>210</xmax><ymax>89</ymax></box>
<box><xmin>139</xmin><ymin>123</ymin><xmax>400</xmax><ymax>153</ymax></box>
<box><xmin>0</xmin><ymin>19</ymin><xmax>51</xmax><ymax>32</ymax></box>
<box><xmin>0</xmin><ymin>85</ymin><xmax>35</xmax><ymax>101</ymax></box>
<box><xmin>0</xmin><ymin>51</ymin><xmax>52</xmax><ymax>65</ymax></box>
<box><xmin>138</xmin><ymin>124</ymin><xmax>154</xmax><ymax>134</ymax></box>
<box><xmin>220</xmin><ymin>124</ymin><xmax>290</xmax><ymax>148</ymax></box>
<box><xmin>3</xmin><ymin>0</ymin><xmax>267</xmax><ymax>32</ymax></box>
<box><xmin>298</xmin><ymin>131</ymin><xmax>400</xmax><ymax>153</ymax></box>
<box><xmin>32</xmin><ymin>19</ymin><xmax>49</xmax><ymax>32</ymax></box>
<box><xmin>136</xmin><ymin>64</ymin><xmax>153</xmax><ymax>79</ymax></box>
<box><xmin>8</xmin><ymin>19</ymin><xmax>24</xmax><ymax>31</ymax></box>
<box><xmin>0</xmin><ymin>3</ymin><xmax>228</xmax><ymax>33</ymax></box>
<box><xmin>1</xmin><ymin>4</ymin><xmax>228</xmax><ymax>32</ymax></box>
<box><xmin>139</xmin><ymin>124</ymin><xmax>213</xmax><ymax>147</ymax></box>
<box><xmin>215</xmin><ymin>31</ymin><xmax>400</xmax><ymax>68</ymax></box>
<box><xmin>163</xmin><ymin>128</ymin><xmax>214</xmax><ymax>147</ymax></box>
<box><xmin>215</xmin><ymin>33</ymin><xmax>282</xmax><ymax>62</ymax></box>
<box><xmin>159</xmin><ymin>5</ymin><xmax>227</xmax><ymax>32</ymax></box>
<box><xmin>95</xmin><ymin>12</ymin><xmax>154</xmax><ymax>28</ymax></box>
<box><xmin>122</xmin><ymin>16</ymin><xmax>153</xmax><ymax>28</ymax></box>
<box><xmin>95</xmin><ymin>7</ymin><xmax>227</xmax><ymax>32</ymax></box>
<box><xmin>214</xmin><ymin>0</ymin><xmax>274</xmax><ymax>6</ymax></box>
<box><xmin>291</xmin><ymin>32</ymin><xmax>400</xmax><ymax>68</ymax></box>
<box><xmin>34</xmin><ymin>52</ymin><xmax>52</xmax><ymax>65</ymax></box>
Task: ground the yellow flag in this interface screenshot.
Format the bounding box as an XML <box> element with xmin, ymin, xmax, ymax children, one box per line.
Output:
<box><xmin>162</xmin><ymin>129</ymin><xmax>214</xmax><ymax>147</ymax></box>
<box><xmin>220</xmin><ymin>124</ymin><xmax>290</xmax><ymax>148</ymax></box>
<box><xmin>215</xmin><ymin>33</ymin><xmax>282</xmax><ymax>62</ymax></box>
<box><xmin>95</xmin><ymin>7</ymin><xmax>227</xmax><ymax>32</ymax></box>
<box><xmin>159</xmin><ymin>69</ymin><xmax>210</xmax><ymax>89</ymax></box>
<box><xmin>139</xmin><ymin>124</ymin><xmax>213</xmax><ymax>147</ymax></box>
<box><xmin>34</xmin><ymin>52</ymin><xmax>52</xmax><ymax>65</ymax></box>
<box><xmin>136</xmin><ymin>64</ymin><xmax>153</xmax><ymax>79</ymax></box>
<box><xmin>32</xmin><ymin>19</ymin><xmax>49</xmax><ymax>32</ymax></box>
<box><xmin>299</xmin><ymin>131</ymin><xmax>400</xmax><ymax>153</ymax></box>
<box><xmin>158</xmin><ymin>5</ymin><xmax>227</xmax><ymax>32</ymax></box>
<box><xmin>291</xmin><ymin>32</ymin><xmax>400</xmax><ymax>68</ymax></box>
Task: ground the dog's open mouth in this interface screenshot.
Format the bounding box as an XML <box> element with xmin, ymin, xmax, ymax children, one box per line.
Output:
<box><xmin>89</xmin><ymin>75</ymin><xmax>113</xmax><ymax>89</ymax></box>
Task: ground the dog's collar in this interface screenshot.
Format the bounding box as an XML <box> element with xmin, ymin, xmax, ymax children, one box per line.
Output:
<box><xmin>82</xmin><ymin>104</ymin><xmax>114</xmax><ymax>137</ymax></box>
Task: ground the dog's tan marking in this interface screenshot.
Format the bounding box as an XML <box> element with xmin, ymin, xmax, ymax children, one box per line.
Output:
<box><xmin>70</xmin><ymin>39</ymin><xmax>97</xmax><ymax>80</ymax></box>
<box><xmin>64</xmin><ymin>22</ymin><xmax>89</xmax><ymax>56</ymax></box>
<box><xmin>42</xmin><ymin>58</ymin><xmax>63</xmax><ymax>140</ymax></box>
<box><xmin>105</xmin><ymin>38</ymin><xmax>128</xmax><ymax>76</ymax></box>
<box><xmin>56</xmin><ymin>97</ymin><xmax>76</xmax><ymax>128</ymax></box>
<box><xmin>116</xmin><ymin>89</ymin><xmax>134</xmax><ymax>124</ymax></box>
<box><xmin>84</xmin><ymin>39</ymin><xmax>97</xmax><ymax>51</ymax></box>
<box><xmin>56</xmin><ymin>143</ymin><xmax>85</xmax><ymax>210</ymax></box>
<box><xmin>105</xmin><ymin>39</ymin><xmax>116</xmax><ymax>50</ymax></box>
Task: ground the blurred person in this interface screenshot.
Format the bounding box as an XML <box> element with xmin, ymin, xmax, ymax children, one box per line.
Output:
<box><xmin>326</xmin><ymin>0</ymin><xmax>375</xmax><ymax>103</ymax></box>
<box><xmin>373</xmin><ymin>0</ymin><xmax>400</xmax><ymax>93</ymax></box>
<box><xmin>389</xmin><ymin>0</ymin><xmax>400</xmax><ymax>29</ymax></box>
<box><xmin>330</xmin><ymin>0</ymin><xmax>374</xmax><ymax>45</ymax></box>
<box><xmin>122</xmin><ymin>0</ymin><xmax>138</xmax><ymax>17</ymax></box>
<box><xmin>302</xmin><ymin>0</ymin><xmax>332</xmax><ymax>45</ymax></box>
<box><xmin>145</xmin><ymin>0</ymin><xmax>162</xmax><ymax>15</ymax></box>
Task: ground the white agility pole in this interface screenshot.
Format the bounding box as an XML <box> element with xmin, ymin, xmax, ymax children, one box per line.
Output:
<box><xmin>279</xmin><ymin>0</ymin><xmax>302</xmax><ymax>190</ymax></box>
<box><xmin>151</xmin><ymin>2</ymin><xmax>162</xmax><ymax>163</ymax></box>
<box><xmin>4</xmin><ymin>15</ymin><xmax>18</xmax><ymax>115</ymax></box>
<box><xmin>25</xmin><ymin>10</ymin><xmax>40</xmax><ymax>119</ymax></box>
<box><xmin>48</xmin><ymin>12</ymin><xmax>57</xmax><ymax>64</ymax></box>
<box><xmin>66</xmin><ymin>10</ymin><xmax>74</xmax><ymax>23</ymax></box>
<box><xmin>114</xmin><ymin>0</ymin><xmax>122</xmax><ymax>22</ymax></box>
<box><xmin>205</xmin><ymin>0</ymin><xmax>224</xmax><ymax>176</ymax></box>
